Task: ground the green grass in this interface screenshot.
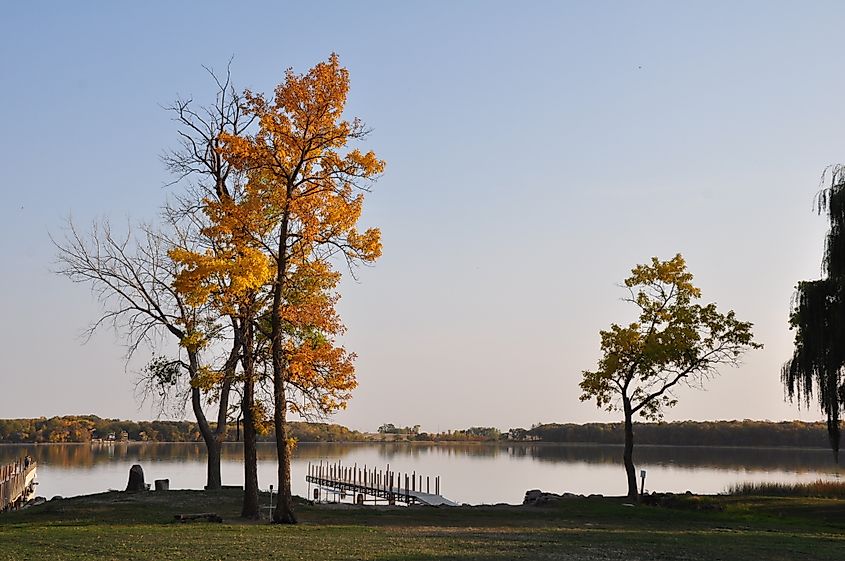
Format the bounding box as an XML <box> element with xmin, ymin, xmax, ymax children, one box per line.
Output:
<box><xmin>727</xmin><ymin>479</ymin><xmax>845</xmax><ymax>499</ymax></box>
<box><xmin>1</xmin><ymin>490</ymin><xmax>844</xmax><ymax>560</ymax></box>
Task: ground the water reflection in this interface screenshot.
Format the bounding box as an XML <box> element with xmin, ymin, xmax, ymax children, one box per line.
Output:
<box><xmin>2</xmin><ymin>442</ymin><xmax>841</xmax><ymax>472</ymax></box>
<box><xmin>1</xmin><ymin>442</ymin><xmax>841</xmax><ymax>504</ymax></box>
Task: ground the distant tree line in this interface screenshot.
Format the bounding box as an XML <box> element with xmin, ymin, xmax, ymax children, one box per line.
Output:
<box><xmin>0</xmin><ymin>416</ymin><xmax>365</xmax><ymax>444</ymax></box>
<box><xmin>257</xmin><ymin>422</ymin><xmax>366</xmax><ymax>443</ymax></box>
<box><xmin>415</xmin><ymin>421</ymin><xmax>837</xmax><ymax>448</ymax></box>
<box><xmin>377</xmin><ymin>423</ymin><xmax>420</xmax><ymax>435</ymax></box>
<box><xmin>374</xmin><ymin>424</ymin><xmax>502</xmax><ymax>441</ymax></box>
<box><xmin>2</xmin><ymin>417</ymin><xmax>835</xmax><ymax>448</ymax></box>
<box><xmin>522</xmin><ymin>420</ymin><xmax>837</xmax><ymax>448</ymax></box>
<box><xmin>415</xmin><ymin>427</ymin><xmax>502</xmax><ymax>442</ymax></box>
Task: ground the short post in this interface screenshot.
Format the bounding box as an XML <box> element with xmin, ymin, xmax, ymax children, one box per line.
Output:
<box><xmin>639</xmin><ymin>469</ymin><xmax>647</xmax><ymax>496</ymax></box>
<box><xmin>269</xmin><ymin>484</ymin><xmax>275</xmax><ymax>517</ymax></box>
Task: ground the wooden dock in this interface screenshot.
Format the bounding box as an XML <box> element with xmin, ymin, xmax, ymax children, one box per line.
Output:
<box><xmin>305</xmin><ymin>461</ymin><xmax>458</xmax><ymax>507</ymax></box>
<box><xmin>1</xmin><ymin>457</ymin><xmax>37</xmax><ymax>512</ymax></box>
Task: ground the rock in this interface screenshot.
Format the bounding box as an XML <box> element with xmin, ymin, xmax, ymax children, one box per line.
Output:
<box><xmin>154</xmin><ymin>479</ymin><xmax>169</xmax><ymax>491</ymax></box>
<box><xmin>522</xmin><ymin>489</ymin><xmax>543</xmax><ymax>504</ymax></box>
<box><xmin>126</xmin><ymin>464</ymin><xmax>146</xmax><ymax>492</ymax></box>
<box><xmin>50</xmin><ymin>495</ymin><xmax>63</xmax><ymax>501</ymax></box>
<box><xmin>523</xmin><ymin>489</ymin><xmax>567</xmax><ymax>506</ymax></box>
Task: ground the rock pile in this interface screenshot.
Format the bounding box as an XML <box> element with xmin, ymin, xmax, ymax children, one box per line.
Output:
<box><xmin>523</xmin><ymin>489</ymin><xmax>585</xmax><ymax>506</ymax></box>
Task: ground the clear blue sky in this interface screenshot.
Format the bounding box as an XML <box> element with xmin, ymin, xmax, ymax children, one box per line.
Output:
<box><xmin>2</xmin><ymin>1</ymin><xmax>844</xmax><ymax>430</ymax></box>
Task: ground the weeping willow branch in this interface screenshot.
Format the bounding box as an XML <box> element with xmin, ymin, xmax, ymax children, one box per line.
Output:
<box><xmin>784</xmin><ymin>166</ymin><xmax>845</xmax><ymax>462</ymax></box>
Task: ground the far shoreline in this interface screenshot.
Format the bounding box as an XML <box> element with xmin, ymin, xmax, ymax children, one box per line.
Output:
<box><xmin>0</xmin><ymin>440</ymin><xmax>838</xmax><ymax>452</ymax></box>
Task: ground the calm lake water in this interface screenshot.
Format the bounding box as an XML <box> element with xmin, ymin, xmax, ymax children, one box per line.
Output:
<box><xmin>1</xmin><ymin>442</ymin><xmax>842</xmax><ymax>505</ymax></box>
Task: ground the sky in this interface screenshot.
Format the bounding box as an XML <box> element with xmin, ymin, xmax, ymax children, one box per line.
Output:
<box><xmin>2</xmin><ymin>1</ymin><xmax>844</xmax><ymax>432</ymax></box>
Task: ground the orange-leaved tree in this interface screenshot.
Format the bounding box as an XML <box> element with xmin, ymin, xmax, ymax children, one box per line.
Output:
<box><xmin>218</xmin><ymin>53</ymin><xmax>384</xmax><ymax>524</ymax></box>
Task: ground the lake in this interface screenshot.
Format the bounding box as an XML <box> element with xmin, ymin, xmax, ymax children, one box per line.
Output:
<box><xmin>1</xmin><ymin>442</ymin><xmax>842</xmax><ymax>505</ymax></box>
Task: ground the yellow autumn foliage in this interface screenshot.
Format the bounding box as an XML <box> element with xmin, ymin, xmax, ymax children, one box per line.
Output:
<box><xmin>170</xmin><ymin>54</ymin><xmax>383</xmax><ymax>421</ymax></box>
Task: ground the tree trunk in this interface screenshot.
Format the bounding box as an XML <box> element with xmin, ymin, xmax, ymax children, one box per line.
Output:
<box><xmin>622</xmin><ymin>398</ymin><xmax>638</xmax><ymax>501</ymax></box>
<box><xmin>826</xmin><ymin>417</ymin><xmax>840</xmax><ymax>464</ymax></box>
<box><xmin>240</xmin><ymin>316</ymin><xmax>260</xmax><ymax>519</ymax></box>
<box><xmin>271</xmin><ymin>199</ymin><xmax>297</xmax><ymax>525</ymax></box>
<box><xmin>205</xmin><ymin>439</ymin><xmax>222</xmax><ymax>490</ymax></box>
<box><xmin>240</xmin><ymin>384</ymin><xmax>259</xmax><ymax>518</ymax></box>
<box><xmin>191</xmin><ymin>381</ymin><xmax>222</xmax><ymax>491</ymax></box>
<box><xmin>186</xmin><ymin>341</ymin><xmax>237</xmax><ymax>492</ymax></box>
<box><xmin>272</xmin><ymin>386</ymin><xmax>296</xmax><ymax>524</ymax></box>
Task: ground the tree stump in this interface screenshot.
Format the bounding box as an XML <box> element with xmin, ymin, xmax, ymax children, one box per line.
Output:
<box><xmin>126</xmin><ymin>464</ymin><xmax>146</xmax><ymax>492</ymax></box>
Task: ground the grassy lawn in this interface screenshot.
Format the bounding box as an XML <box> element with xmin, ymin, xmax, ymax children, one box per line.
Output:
<box><xmin>1</xmin><ymin>490</ymin><xmax>844</xmax><ymax>560</ymax></box>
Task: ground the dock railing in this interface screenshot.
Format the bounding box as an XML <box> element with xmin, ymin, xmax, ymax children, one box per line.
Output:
<box><xmin>0</xmin><ymin>457</ymin><xmax>37</xmax><ymax>512</ymax></box>
<box><xmin>306</xmin><ymin>460</ymin><xmax>455</xmax><ymax>506</ymax></box>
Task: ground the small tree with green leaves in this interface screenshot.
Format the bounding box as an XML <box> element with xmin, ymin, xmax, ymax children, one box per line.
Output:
<box><xmin>580</xmin><ymin>254</ymin><xmax>761</xmax><ymax>499</ymax></box>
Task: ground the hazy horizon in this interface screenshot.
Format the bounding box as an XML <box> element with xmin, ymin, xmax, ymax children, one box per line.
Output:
<box><xmin>3</xmin><ymin>1</ymin><xmax>844</xmax><ymax>432</ymax></box>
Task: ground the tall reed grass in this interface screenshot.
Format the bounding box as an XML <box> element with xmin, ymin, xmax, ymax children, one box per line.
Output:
<box><xmin>727</xmin><ymin>479</ymin><xmax>845</xmax><ymax>498</ymax></box>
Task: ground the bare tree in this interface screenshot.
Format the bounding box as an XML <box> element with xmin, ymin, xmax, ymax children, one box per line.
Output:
<box><xmin>53</xmin><ymin>218</ymin><xmax>237</xmax><ymax>490</ymax></box>
<box><xmin>162</xmin><ymin>60</ymin><xmax>254</xmax><ymax>205</ymax></box>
